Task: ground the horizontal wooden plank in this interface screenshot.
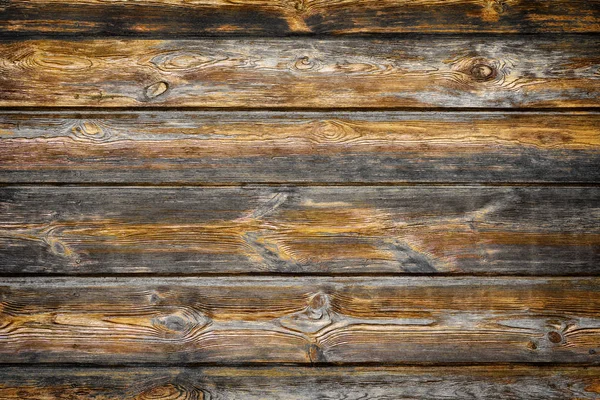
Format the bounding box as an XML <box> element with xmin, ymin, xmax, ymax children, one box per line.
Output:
<box><xmin>1</xmin><ymin>111</ymin><xmax>599</xmax><ymax>184</ymax></box>
<box><xmin>0</xmin><ymin>277</ymin><xmax>599</xmax><ymax>364</ymax></box>
<box><xmin>1</xmin><ymin>366</ymin><xmax>600</xmax><ymax>399</ymax></box>
<box><xmin>1</xmin><ymin>186</ymin><xmax>598</xmax><ymax>275</ymax></box>
<box><xmin>0</xmin><ymin>37</ymin><xmax>598</xmax><ymax>108</ymax></box>
<box><xmin>1</xmin><ymin>0</ymin><xmax>599</xmax><ymax>37</ymax></box>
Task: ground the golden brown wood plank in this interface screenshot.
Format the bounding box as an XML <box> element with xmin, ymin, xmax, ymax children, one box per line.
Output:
<box><xmin>1</xmin><ymin>37</ymin><xmax>598</xmax><ymax>108</ymax></box>
<box><xmin>1</xmin><ymin>186</ymin><xmax>598</xmax><ymax>275</ymax></box>
<box><xmin>1</xmin><ymin>111</ymin><xmax>599</xmax><ymax>183</ymax></box>
<box><xmin>1</xmin><ymin>366</ymin><xmax>600</xmax><ymax>399</ymax></box>
<box><xmin>0</xmin><ymin>277</ymin><xmax>599</xmax><ymax>364</ymax></box>
<box><xmin>1</xmin><ymin>0</ymin><xmax>599</xmax><ymax>37</ymax></box>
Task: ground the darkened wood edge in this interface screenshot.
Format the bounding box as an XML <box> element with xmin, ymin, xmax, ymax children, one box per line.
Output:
<box><xmin>0</xmin><ymin>365</ymin><xmax>599</xmax><ymax>399</ymax></box>
<box><xmin>1</xmin><ymin>0</ymin><xmax>599</xmax><ymax>37</ymax></box>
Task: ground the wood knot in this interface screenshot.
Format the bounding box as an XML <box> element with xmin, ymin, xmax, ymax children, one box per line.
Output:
<box><xmin>71</xmin><ymin>121</ymin><xmax>111</xmax><ymax>142</ymax></box>
<box><xmin>151</xmin><ymin>308</ymin><xmax>209</xmax><ymax>336</ymax></box>
<box><xmin>149</xmin><ymin>293</ymin><xmax>161</xmax><ymax>304</ymax></box>
<box><xmin>135</xmin><ymin>383</ymin><xmax>204</xmax><ymax>400</ymax></box>
<box><xmin>308</xmin><ymin>292</ymin><xmax>328</xmax><ymax>310</ymax></box>
<box><xmin>547</xmin><ymin>331</ymin><xmax>563</xmax><ymax>344</ymax></box>
<box><xmin>470</xmin><ymin>63</ymin><xmax>496</xmax><ymax>82</ymax></box>
<box><xmin>278</xmin><ymin>292</ymin><xmax>333</xmax><ymax>334</ymax></box>
<box><xmin>309</xmin><ymin>120</ymin><xmax>360</xmax><ymax>144</ymax></box>
<box><xmin>288</xmin><ymin>0</ymin><xmax>307</xmax><ymax>12</ymax></box>
<box><xmin>308</xmin><ymin>343</ymin><xmax>326</xmax><ymax>363</ymax></box>
<box><xmin>145</xmin><ymin>81</ymin><xmax>169</xmax><ymax>100</ymax></box>
<box><xmin>448</xmin><ymin>56</ymin><xmax>510</xmax><ymax>87</ymax></box>
<box><xmin>491</xmin><ymin>0</ymin><xmax>507</xmax><ymax>14</ymax></box>
<box><xmin>294</xmin><ymin>56</ymin><xmax>320</xmax><ymax>71</ymax></box>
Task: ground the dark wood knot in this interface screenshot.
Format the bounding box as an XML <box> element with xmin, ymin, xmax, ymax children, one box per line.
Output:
<box><xmin>470</xmin><ymin>63</ymin><xmax>496</xmax><ymax>82</ymax></box>
<box><xmin>547</xmin><ymin>331</ymin><xmax>563</xmax><ymax>344</ymax></box>
<box><xmin>491</xmin><ymin>0</ymin><xmax>507</xmax><ymax>14</ymax></box>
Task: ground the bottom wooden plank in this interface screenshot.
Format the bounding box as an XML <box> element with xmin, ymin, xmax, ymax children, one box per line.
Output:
<box><xmin>0</xmin><ymin>366</ymin><xmax>599</xmax><ymax>399</ymax></box>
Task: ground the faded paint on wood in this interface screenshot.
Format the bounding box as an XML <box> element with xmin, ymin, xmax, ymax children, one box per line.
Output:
<box><xmin>0</xmin><ymin>37</ymin><xmax>598</xmax><ymax>108</ymax></box>
<box><xmin>0</xmin><ymin>366</ymin><xmax>599</xmax><ymax>399</ymax></box>
<box><xmin>1</xmin><ymin>186</ymin><xmax>598</xmax><ymax>275</ymax></box>
<box><xmin>1</xmin><ymin>111</ymin><xmax>599</xmax><ymax>183</ymax></box>
<box><xmin>1</xmin><ymin>0</ymin><xmax>599</xmax><ymax>37</ymax></box>
<box><xmin>0</xmin><ymin>276</ymin><xmax>599</xmax><ymax>364</ymax></box>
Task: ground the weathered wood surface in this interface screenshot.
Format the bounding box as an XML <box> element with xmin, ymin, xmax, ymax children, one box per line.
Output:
<box><xmin>0</xmin><ymin>277</ymin><xmax>599</xmax><ymax>364</ymax></box>
<box><xmin>1</xmin><ymin>366</ymin><xmax>600</xmax><ymax>399</ymax></box>
<box><xmin>1</xmin><ymin>111</ymin><xmax>599</xmax><ymax>184</ymax></box>
<box><xmin>1</xmin><ymin>186</ymin><xmax>599</xmax><ymax>275</ymax></box>
<box><xmin>1</xmin><ymin>0</ymin><xmax>599</xmax><ymax>37</ymax></box>
<box><xmin>1</xmin><ymin>37</ymin><xmax>598</xmax><ymax>108</ymax></box>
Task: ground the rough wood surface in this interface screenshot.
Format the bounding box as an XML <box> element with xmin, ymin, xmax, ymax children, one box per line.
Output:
<box><xmin>1</xmin><ymin>0</ymin><xmax>599</xmax><ymax>37</ymax></box>
<box><xmin>1</xmin><ymin>37</ymin><xmax>598</xmax><ymax>108</ymax></box>
<box><xmin>0</xmin><ymin>276</ymin><xmax>599</xmax><ymax>364</ymax></box>
<box><xmin>1</xmin><ymin>111</ymin><xmax>599</xmax><ymax>184</ymax></box>
<box><xmin>1</xmin><ymin>366</ymin><xmax>599</xmax><ymax>399</ymax></box>
<box><xmin>1</xmin><ymin>186</ymin><xmax>598</xmax><ymax>275</ymax></box>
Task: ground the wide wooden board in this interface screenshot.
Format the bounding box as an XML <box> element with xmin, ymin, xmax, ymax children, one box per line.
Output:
<box><xmin>1</xmin><ymin>0</ymin><xmax>599</xmax><ymax>37</ymax></box>
<box><xmin>0</xmin><ymin>277</ymin><xmax>599</xmax><ymax>364</ymax></box>
<box><xmin>1</xmin><ymin>186</ymin><xmax>598</xmax><ymax>275</ymax></box>
<box><xmin>1</xmin><ymin>37</ymin><xmax>598</xmax><ymax>108</ymax></box>
<box><xmin>1</xmin><ymin>111</ymin><xmax>599</xmax><ymax>184</ymax></box>
<box><xmin>1</xmin><ymin>366</ymin><xmax>599</xmax><ymax>399</ymax></box>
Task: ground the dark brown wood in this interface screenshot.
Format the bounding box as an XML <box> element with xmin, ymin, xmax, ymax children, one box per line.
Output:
<box><xmin>1</xmin><ymin>0</ymin><xmax>599</xmax><ymax>37</ymax></box>
<box><xmin>1</xmin><ymin>111</ymin><xmax>599</xmax><ymax>184</ymax></box>
<box><xmin>0</xmin><ymin>37</ymin><xmax>598</xmax><ymax>108</ymax></box>
<box><xmin>0</xmin><ymin>276</ymin><xmax>599</xmax><ymax>364</ymax></box>
<box><xmin>1</xmin><ymin>186</ymin><xmax>598</xmax><ymax>275</ymax></box>
<box><xmin>1</xmin><ymin>366</ymin><xmax>599</xmax><ymax>399</ymax></box>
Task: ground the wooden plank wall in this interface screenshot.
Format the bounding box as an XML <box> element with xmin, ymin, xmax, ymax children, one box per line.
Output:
<box><xmin>0</xmin><ymin>1</ymin><xmax>599</xmax><ymax>398</ymax></box>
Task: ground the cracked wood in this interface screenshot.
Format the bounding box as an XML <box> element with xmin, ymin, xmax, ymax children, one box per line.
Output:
<box><xmin>1</xmin><ymin>0</ymin><xmax>599</xmax><ymax>37</ymax></box>
<box><xmin>0</xmin><ymin>366</ymin><xmax>599</xmax><ymax>399</ymax></box>
<box><xmin>0</xmin><ymin>277</ymin><xmax>599</xmax><ymax>364</ymax></box>
<box><xmin>1</xmin><ymin>186</ymin><xmax>598</xmax><ymax>275</ymax></box>
<box><xmin>1</xmin><ymin>111</ymin><xmax>599</xmax><ymax>183</ymax></box>
<box><xmin>0</xmin><ymin>37</ymin><xmax>599</xmax><ymax>108</ymax></box>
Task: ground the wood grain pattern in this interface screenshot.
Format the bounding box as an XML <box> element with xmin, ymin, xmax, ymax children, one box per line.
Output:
<box><xmin>1</xmin><ymin>186</ymin><xmax>598</xmax><ymax>275</ymax></box>
<box><xmin>1</xmin><ymin>37</ymin><xmax>598</xmax><ymax>108</ymax></box>
<box><xmin>1</xmin><ymin>111</ymin><xmax>599</xmax><ymax>184</ymax></box>
<box><xmin>0</xmin><ymin>276</ymin><xmax>599</xmax><ymax>364</ymax></box>
<box><xmin>1</xmin><ymin>366</ymin><xmax>600</xmax><ymax>399</ymax></box>
<box><xmin>1</xmin><ymin>0</ymin><xmax>599</xmax><ymax>37</ymax></box>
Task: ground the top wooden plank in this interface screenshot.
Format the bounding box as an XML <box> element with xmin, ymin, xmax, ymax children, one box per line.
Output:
<box><xmin>1</xmin><ymin>0</ymin><xmax>599</xmax><ymax>37</ymax></box>
<box><xmin>0</xmin><ymin>36</ymin><xmax>599</xmax><ymax>108</ymax></box>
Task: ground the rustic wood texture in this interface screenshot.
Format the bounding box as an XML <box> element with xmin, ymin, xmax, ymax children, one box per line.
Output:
<box><xmin>0</xmin><ymin>276</ymin><xmax>599</xmax><ymax>364</ymax></box>
<box><xmin>1</xmin><ymin>186</ymin><xmax>599</xmax><ymax>275</ymax></box>
<box><xmin>1</xmin><ymin>111</ymin><xmax>599</xmax><ymax>184</ymax></box>
<box><xmin>1</xmin><ymin>366</ymin><xmax>600</xmax><ymax>399</ymax></box>
<box><xmin>1</xmin><ymin>0</ymin><xmax>599</xmax><ymax>37</ymax></box>
<box><xmin>1</xmin><ymin>37</ymin><xmax>599</xmax><ymax>108</ymax></box>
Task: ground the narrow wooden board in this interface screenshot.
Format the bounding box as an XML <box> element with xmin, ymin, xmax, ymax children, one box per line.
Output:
<box><xmin>1</xmin><ymin>366</ymin><xmax>599</xmax><ymax>399</ymax></box>
<box><xmin>1</xmin><ymin>0</ymin><xmax>599</xmax><ymax>37</ymax></box>
<box><xmin>0</xmin><ymin>277</ymin><xmax>599</xmax><ymax>364</ymax></box>
<box><xmin>1</xmin><ymin>37</ymin><xmax>598</xmax><ymax>108</ymax></box>
<box><xmin>1</xmin><ymin>111</ymin><xmax>599</xmax><ymax>184</ymax></box>
<box><xmin>1</xmin><ymin>186</ymin><xmax>598</xmax><ymax>275</ymax></box>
